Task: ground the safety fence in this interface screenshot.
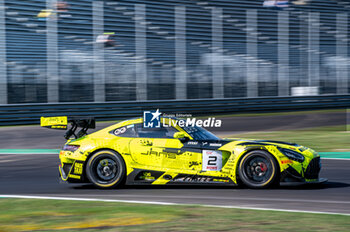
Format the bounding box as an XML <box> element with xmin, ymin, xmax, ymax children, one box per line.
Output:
<box><xmin>0</xmin><ymin>95</ymin><xmax>349</xmax><ymax>126</ymax></box>
<box><xmin>1</xmin><ymin>1</ymin><xmax>350</xmax><ymax>104</ymax></box>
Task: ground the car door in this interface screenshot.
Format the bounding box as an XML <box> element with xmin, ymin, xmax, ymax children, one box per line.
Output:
<box><xmin>129</xmin><ymin>124</ymin><xmax>202</xmax><ymax>172</ymax></box>
<box><xmin>179</xmin><ymin>140</ymin><xmax>224</xmax><ymax>173</ymax></box>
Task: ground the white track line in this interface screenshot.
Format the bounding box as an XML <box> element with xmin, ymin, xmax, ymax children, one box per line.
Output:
<box><xmin>0</xmin><ymin>195</ymin><xmax>349</xmax><ymax>216</ymax></box>
<box><xmin>0</xmin><ymin>195</ymin><xmax>176</xmax><ymax>205</ymax></box>
<box><xmin>64</xmin><ymin>194</ymin><xmax>350</xmax><ymax>205</ymax></box>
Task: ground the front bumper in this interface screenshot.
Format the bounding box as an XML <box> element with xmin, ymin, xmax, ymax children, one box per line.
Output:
<box><xmin>306</xmin><ymin>177</ymin><xmax>328</xmax><ymax>184</ymax></box>
<box><xmin>280</xmin><ymin>178</ymin><xmax>328</xmax><ymax>186</ymax></box>
<box><xmin>280</xmin><ymin>157</ymin><xmax>324</xmax><ymax>184</ymax></box>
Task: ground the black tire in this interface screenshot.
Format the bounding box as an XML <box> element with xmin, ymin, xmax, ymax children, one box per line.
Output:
<box><xmin>238</xmin><ymin>150</ymin><xmax>279</xmax><ymax>189</ymax></box>
<box><xmin>86</xmin><ymin>150</ymin><xmax>126</xmax><ymax>188</ymax></box>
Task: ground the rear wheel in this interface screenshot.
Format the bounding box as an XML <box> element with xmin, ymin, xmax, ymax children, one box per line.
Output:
<box><xmin>238</xmin><ymin>150</ymin><xmax>279</xmax><ymax>188</ymax></box>
<box><xmin>86</xmin><ymin>150</ymin><xmax>125</xmax><ymax>188</ymax></box>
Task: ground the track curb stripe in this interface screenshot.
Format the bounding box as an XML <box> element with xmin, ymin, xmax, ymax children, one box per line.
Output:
<box><xmin>0</xmin><ymin>149</ymin><xmax>60</xmax><ymax>154</ymax></box>
<box><xmin>320</xmin><ymin>152</ymin><xmax>350</xmax><ymax>159</ymax></box>
<box><xmin>0</xmin><ymin>195</ymin><xmax>349</xmax><ymax>216</ymax></box>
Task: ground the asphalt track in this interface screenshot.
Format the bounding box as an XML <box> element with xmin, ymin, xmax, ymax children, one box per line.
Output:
<box><xmin>0</xmin><ymin>111</ymin><xmax>349</xmax><ymax>215</ymax></box>
<box><xmin>0</xmin><ymin>153</ymin><xmax>350</xmax><ymax>214</ymax></box>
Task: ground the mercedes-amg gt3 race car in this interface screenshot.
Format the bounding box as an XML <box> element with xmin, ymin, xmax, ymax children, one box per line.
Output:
<box><xmin>41</xmin><ymin>116</ymin><xmax>326</xmax><ymax>189</ymax></box>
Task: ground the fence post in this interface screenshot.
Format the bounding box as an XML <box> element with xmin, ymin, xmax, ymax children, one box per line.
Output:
<box><xmin>0</xmin><ymin>0</ymin><xmax>7</xmax><ymax>104</ymax></box>
<box><xmin>212</xmin><ymin>7</ymin><xmax>224</xmax><ymax>99</ymax></box>
<box><xmin>336</xmin><ymin>13</ymin><xmax>348</xmax><ymax>94</ymax></box>
<box><xmin>93</xmin><ymin>1</ymin><xmax>106</xmax><ymax>102</ymax></box>
<box><xmin>247</xmin><ymin>10</ymin><xmax>258</xmax><ymax>98</ymax></box>
<box><xmin>278</xmin><ymin>11</ymin><xmax>289</xmax><ymax>96</ymax></box>
<box><xmin>46</xmin><ymin>0</ymin><xmax>59</xmax><ymax>102</ymax></box>
<box><xmin>135</xmin><ymin>4</ymin><xmax>147</xmax><ymax>101</ymax></box>
<box><xmin>175</xmin><ymin>6</ymin><xmax>187</xmax><ymax>99</ymax></box>
<box><xmin>308</xmin><ymin>12</ymin><xmax>320</xmax><ymax>89</ymax></box>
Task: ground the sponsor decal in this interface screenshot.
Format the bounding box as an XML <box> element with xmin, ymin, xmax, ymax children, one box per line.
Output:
<box><xmin>202</xmin><ymin>150</ymin><xmax>222</xmax><ymax>171</ymax></box>
<box><xmin>281</xmin><ymin>160</ymin><xmax>293</xmax><ymax>164</ymax></box>
<box><xmin>141</xmin><ymin>149</ymin><xmax>179</xmax><ymax>159</ymax></box>
<box><xmin>114</xmin><ymin>127</ymin><xmax>126</xmax><ymax>136</ymax></box>
<box><xmin>187</xmin><ymin>141</ymin><xmax>198</xmax><ymax>145</ymax></box>
<box><xmin>140</xmin><ymin>172</ymin><xmax>155</xmax><ymax>180</ymax></box>
<box><xmin>141</xmin><ymin>139</ymin><xmax>153</xmax><ymax>146</ymax></box>
<box><xmin>189</xmin><ymin>161</ymin><xmax>200</xmax><ymax>168</ymax></box>
<box><xmin>68</xmin><ymin>174</ymin><xmax>81</xmax><ymax>179</ymax></box>
<box><xmin>172</xmin><ymin>174</ymin><xmax>230</xmax><ymax>183</ymax></box>
<box><xmin>173</xmin><ymin>176</ymin><xmax>212</xmax><ymax>182</ymax></box>
<box><xmin>51</xmin><ymin>125</ymin><xmax>67</xmax><ymax>129</ymax></box>
<box><xmin>74</xmin><ymin>163</ymin><xmax>83</xmax><ymax>174</ymax></box>
<box><xmin>209</xmin><ymin>143</ymin><xmax>222</xmax><ymax>147</ymax></box>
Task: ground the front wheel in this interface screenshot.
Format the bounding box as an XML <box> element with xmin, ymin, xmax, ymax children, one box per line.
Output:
<box><xmin>86</xmin><ymin>150</ymin><xmax>126</xmax><ymax>188</ymax></box>
<box><xmin>238</xmin><ymin>150</ymin><xmax>279</xmax><ymax>188</ymax></box>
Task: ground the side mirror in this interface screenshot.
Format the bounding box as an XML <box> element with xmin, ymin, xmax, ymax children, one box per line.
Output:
<box><xmin>173</xmin><ymin>132</ymin><xmax>185</xmax><ymax>139</ymax></box>
<box><xmin>173</xmin><ymin>132</ymin><xmax>190</xmax><ymax>143</ymax></box>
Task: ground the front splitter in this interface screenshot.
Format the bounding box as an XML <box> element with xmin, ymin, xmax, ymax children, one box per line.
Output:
<box><xmin>280</xmin><ymin>178</ymin><xmax>328</xmax><ymax>187</ymax></box>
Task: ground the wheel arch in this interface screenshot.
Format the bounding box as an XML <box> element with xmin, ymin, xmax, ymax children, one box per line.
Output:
<box><xmin>82</xmin><ymin>148</ymin><xmax>126</xmax><ymax>180</ymax></box>
<box><xmin>235</xmin><ymin>146</ymin><xmax>281</xmax><ymax>184</ymax></box>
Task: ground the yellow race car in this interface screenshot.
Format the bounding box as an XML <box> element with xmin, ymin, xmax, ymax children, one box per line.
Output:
<box><xmin>41</xmin><ymin>116</ymin><xmax>326</xmax><ymax>189</ymax></box>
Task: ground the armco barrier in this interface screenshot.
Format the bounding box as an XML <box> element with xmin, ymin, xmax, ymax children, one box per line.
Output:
<box><xmin>0</xmin><ymin>95</ymin><xmax>349</xmax><ymax>126</ymax></box>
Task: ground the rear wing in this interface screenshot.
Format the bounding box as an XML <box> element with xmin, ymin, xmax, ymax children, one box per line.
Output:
<box><xmin>40</xmin><ymin>116</ymin><xmax>95</xmax><ymax>139</ymax></box>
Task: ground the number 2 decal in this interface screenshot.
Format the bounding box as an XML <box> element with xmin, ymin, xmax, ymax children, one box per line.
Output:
<box><xmin>202</xmin><ymin>150</ymin><xmax>222</xmax><ymax>171</ymax></box>
<box><xmin>208</xmin><ymin>156</ymin><xmax>217</xmax><ymax>165</ymax></box>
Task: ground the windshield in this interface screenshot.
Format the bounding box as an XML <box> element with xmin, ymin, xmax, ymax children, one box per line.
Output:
<box><xmin>182</xmin><ymin>126</ymin><xmax>220</xmax><ymax>140</ymax></box>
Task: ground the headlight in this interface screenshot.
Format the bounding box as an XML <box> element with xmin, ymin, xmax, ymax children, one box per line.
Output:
<box><xmin>278</xmin><ymin>148</ymin><xmax>305</xmax><ymax>162</ymax></box>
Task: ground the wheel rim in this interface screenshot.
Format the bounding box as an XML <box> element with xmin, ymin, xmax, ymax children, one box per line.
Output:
<box><xmin>91</xmin><ymin>156</ymin><xmax>119</xmax><ymax>183</ymax></box>
<box><xmin>243</xmin><ymin>156</ymin><xmax>273</xmax><ymax>184</ymax></box>
<box><xmin>96</xmin><ymin>158</ymin><xmax>117</xmax><ymax>181</ymax></box>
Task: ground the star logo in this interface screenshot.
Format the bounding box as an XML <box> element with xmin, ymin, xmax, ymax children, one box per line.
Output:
<box><xmin>143</xmin><ymin>109</ymin><xmax>162</xmax><ymax>128</ymax></box>
<box><xmin>150</xmin><ymin>109</ymin><xmax>162</xmax><ymax>122</ymax></box>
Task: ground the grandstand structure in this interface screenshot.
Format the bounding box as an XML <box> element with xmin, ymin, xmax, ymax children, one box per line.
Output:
<box><xmin>0</xmin><ymin>0</ymin><xmax>349</xmax><ymax>103</ymax></box>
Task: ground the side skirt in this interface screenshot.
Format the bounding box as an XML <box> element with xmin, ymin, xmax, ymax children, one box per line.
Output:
<box><xmin>125</xmin><ymin>169</ymin><xmax>236</xmax><ymax>186</ymax></box>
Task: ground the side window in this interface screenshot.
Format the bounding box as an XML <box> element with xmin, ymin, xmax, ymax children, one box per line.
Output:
<box><xmin>111</xmin><ymin>124</ymin><xmax>137</xmax><ymax>137</ymax></box>
<box><xmin>135</xmin><ymin>124</ymin><xmax>178</xmax><ymax>138</ymax></box>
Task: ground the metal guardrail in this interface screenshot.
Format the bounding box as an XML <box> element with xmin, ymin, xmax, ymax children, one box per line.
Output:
<box><xmin>0</xmin><ymin>95</ymin><xmax>349</xmax><ymax>126</ymax></box>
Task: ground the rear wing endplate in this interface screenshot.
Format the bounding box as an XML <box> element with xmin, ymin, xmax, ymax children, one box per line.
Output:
<box><xmin>40</xmin><ymin>116</ymin><xmax>68</xmax><ymax>130</ymax></box>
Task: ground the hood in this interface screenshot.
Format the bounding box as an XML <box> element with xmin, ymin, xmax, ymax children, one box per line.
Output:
<box><xmin>236</xmin><ymin>139</ymin><xmax>299</xmax><ymax>148</ymax></box>
<box><xmin>226</xmin><ymin>138</ymin><xmax>319</xmax><ymax>159</ymax></box>
<box><xmin>232</xmin><ymin>139</ymin><xmax>307</xmax><ymax>151</ymax></box>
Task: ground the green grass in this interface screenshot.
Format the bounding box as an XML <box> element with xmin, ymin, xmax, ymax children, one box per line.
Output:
<box><xmin>225</xmin><ymin>125</ymin><xmax>350</xmax><ymax>152</ymax></box>
<box><xmin>0</xmin><ymin>199</ymin><xmax>349</xmax><ymax>232</ymax></box>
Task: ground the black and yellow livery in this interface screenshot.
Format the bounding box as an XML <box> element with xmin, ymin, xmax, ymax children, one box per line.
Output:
<box><xmin>41</xmin><ymin>116</ymin><xmax>326</xmax><ymax>189</ymax></box>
